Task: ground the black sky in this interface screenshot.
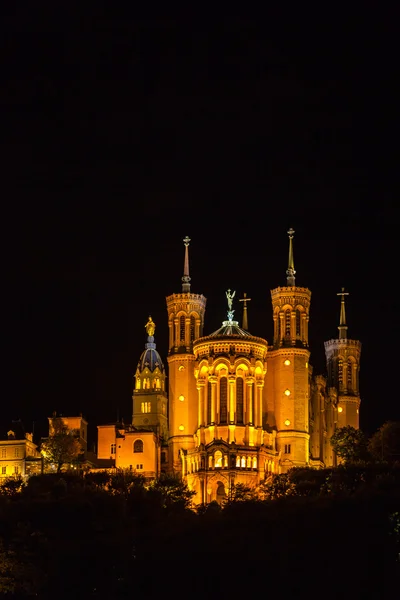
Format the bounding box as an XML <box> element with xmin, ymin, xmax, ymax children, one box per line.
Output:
<box><xmin>2</xmin><ymin>7</ymin><xmax>398</xmax><ymax>445</ymax></box>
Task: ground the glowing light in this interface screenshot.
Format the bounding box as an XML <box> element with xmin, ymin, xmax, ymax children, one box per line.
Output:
<box><xmin>284</xmin><ymin>389</ymin><xmax>291</xmax><ymax>396</ymax></box>
<box><xmin>178</xmin><ymin>365</ymin><xmax>185</xmax><ymax>371</ymax></box>
<box><xmin>179</xmin><ymin>395</ymin><xmax>185</xmax><ymax>402</ymax></box>
<box><xmin>338</xmin><ymin>406</ymin><xmax>343</xmax><ymax>413</ymax></box>
<box><xmin>306</xmin><ymin>362</ymin><xmax>308</xmax><ymax>368</ymax></box>
<box><xmin>179</xmin><ymin>425</ymin><xmax>185</xmax><ymax>431</ymax></box>
<box><xmin>284</xmin><ymin>419</ymin><xmax>291</xmax><ymax>426</ymax></box>
<box><xmin>284</xmin><ymin>359</ymin><xmax>291</xmax><ymax>366</ymax></box>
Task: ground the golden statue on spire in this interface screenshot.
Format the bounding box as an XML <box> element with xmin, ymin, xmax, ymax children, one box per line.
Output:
<box><xmin>145</xmin><ymin>316</ymin><xmax>156</xmax><ymax>337</ymax></box>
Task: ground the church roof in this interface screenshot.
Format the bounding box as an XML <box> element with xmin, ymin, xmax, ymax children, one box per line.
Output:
<box><xmin>208</xmin><ymin>320</ymin><xmax>253</xmax><ymax>338</ymax></box>
<box><xmin>137</xmin><ymin>340</ymin><xmax>165</xmax><ymax>373</ymax></box>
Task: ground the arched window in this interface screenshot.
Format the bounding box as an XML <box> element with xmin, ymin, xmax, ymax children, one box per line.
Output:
<box><xmin>214</xmin><ymin>450</ymin><xmax>223</xmax><ymax>468</ymax></box>
<box><xmin>216</xmin><ymin>481</ymin><xmax>226</xmax><ymax>505</ymax></box>
<box><xmin>285</xmin><ymin>309</ymin><xmax>291</xmax><ymax>337</ymax></box>
<box><xmin>347</xmin><ymin>360</ymin><xmax>352</xmax><ymax>391</ymax></box>
<box><xmin>179</xmin><ymin>315</ymin><xmax>185</xmax><ymax>344</ymax></box>
<box><xmin>236</xmin><ymin>377</ymin><xmax>244</xmax><ymax>424</ymax></box>
<box><xmin>207</xmin><ymin>380</ymin><xmax>212</xmax><ymax>424</ymax></box>
<box><xmin>133</xmin><ymin>439</ymin><xmax>143</xmax><ymax>453</ymax></box>
<box><xmin>220</xmin><ymin>377</ymin><xmax>228</xmax><ymax>423</ymax></box>
<box><xmin>252</xmin><ymin>456</ymin><xmax>257</xmax><ymax>469</ymax></box>
<box><xmin>241</xmin><ymin>456</ymin><xmax>246</xmax><ymax>468</ymax></box>
<box><xmin>338</xmin><ymin>359</ymin><xmax>343</xmax><ymax>390</ymax></box>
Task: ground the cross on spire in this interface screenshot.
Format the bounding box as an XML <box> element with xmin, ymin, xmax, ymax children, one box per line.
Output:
<box><xmin>239</xmin><ymin>292</ymin><xmax>252</xmax><ymax>330</ymax></box>
<box><xmin>286</xmin><ymin>228</ymin><xmax>296</xmax><ymax>286</ymax></box>
<box><xmin>181</xmin><ymin>236</ymin><xmax>191</xmax><ymax>292</ymax></box>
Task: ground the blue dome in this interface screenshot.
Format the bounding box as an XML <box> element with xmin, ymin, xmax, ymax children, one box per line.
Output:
<box><xmin>137</xmin><ymin>338</ymin><xmax>165</xmax><ymax>373</ymax></box>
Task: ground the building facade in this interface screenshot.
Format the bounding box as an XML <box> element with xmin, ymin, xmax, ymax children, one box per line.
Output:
<box><xmin>0</xmin><ymin>429</ymin><xmax>42</xmax><ymax>480</ymax></box>
<box><xmin>97</xmin><ymin>231</ymin><xmax>362</xmax><ymax>504</ymax></box>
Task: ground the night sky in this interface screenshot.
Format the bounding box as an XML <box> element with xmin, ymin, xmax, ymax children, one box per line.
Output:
<box><xmin>2</xmin><ymin>7</ymin><xmax>398</xmax><ymax>446</ymax></box>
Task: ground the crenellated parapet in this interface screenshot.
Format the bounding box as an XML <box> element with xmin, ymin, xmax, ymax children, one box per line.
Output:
<box><xmin>166</xmin><ymin>293</ymin><xmax>207</xmax><ymax>314</ymax></box>
<box><xmin>270</xmin><ymin>286</ymin><xmax>312</xmax><ymax>348</ymax></box>
<box><xmin>194</xmin><ymin>336</ymin><xmax>268</xmax><ymax>362</ymax></box>
<box><xmin>324</xmin><ymin>338</ymin><xmax>362</xmax><ymax>359</ymax></box>
<box><xmin>270</xmin><ymin>286</ymin><xmax>312</xmax><ymax>309</ymax></box>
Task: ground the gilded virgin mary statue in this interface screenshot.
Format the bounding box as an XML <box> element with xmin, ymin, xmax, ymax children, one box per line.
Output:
<box><xmin>145</xmin><ymin>316</ymin><xmax>156</xmax><ymax>337</ymax></box>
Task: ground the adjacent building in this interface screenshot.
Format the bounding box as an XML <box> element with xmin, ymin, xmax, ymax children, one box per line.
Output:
<box><xmin>0</xmin><ymin>427</ymin><xmax>42</xmax><ymax>480</ymax></box>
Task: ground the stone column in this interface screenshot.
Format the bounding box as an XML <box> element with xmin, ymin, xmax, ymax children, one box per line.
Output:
<box><xmin>197</xmin><ymin>380</ymin><xmax>205</xmax><ymax>427</ymax></box>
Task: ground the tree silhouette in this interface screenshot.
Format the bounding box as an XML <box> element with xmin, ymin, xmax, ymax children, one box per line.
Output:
<box><xmin>368</xmin><ymin>421</ymin><xmax>400</xmax><ymax>463</ymax></box>
<box><xmin>330</xmin><ymin>425</ymin><xmax>369</xmax><ymax>463</ymax></box>
<box><xmin>40</xmin><ymin>418</ymin><xmax>82</xmax><ymax>473</ymax></box>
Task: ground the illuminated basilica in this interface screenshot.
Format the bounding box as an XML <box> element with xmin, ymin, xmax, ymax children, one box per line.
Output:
<box><xmin>97</xmin><ymin>230</ymin><xmax>362</xmax><ymax>505</ymax></box>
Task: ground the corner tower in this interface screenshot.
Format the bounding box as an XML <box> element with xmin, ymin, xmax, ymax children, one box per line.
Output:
<box><xmin>265</xmin><ymin>229</ymin><xmax>312</xmax><ymax>470</ymax></box>
<box><xmin>132</xmin><ymin>317</ymin><xmax>168</xmax><ymax>441</ymax></box>
<box><xmin>166</xmin><ymin>237</ymin><xmax>207</xmax><ymax>473</ymax></box>
<box><xmin>324</xmin><ymin>289</ymin><xmax>361</xmax><ymax>429</ymax></box>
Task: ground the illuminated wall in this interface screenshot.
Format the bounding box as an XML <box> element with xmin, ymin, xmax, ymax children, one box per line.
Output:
<box><xmin>0</xmin><ymin>431</ymin><xmax>41</xmax><ymax>479</ymax></box>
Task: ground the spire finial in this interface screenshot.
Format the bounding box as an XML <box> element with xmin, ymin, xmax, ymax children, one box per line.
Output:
<box><xmin>182</xmin><ymin>236</ymin><xmax>191</xmax><ymax>293</ymax></box>
<box><xmin>286</xmin><ymin>228</ymin><xmax>296</xmax><ymax>286</ymax></box>
<box><xmin>239</xmin><ymin>292</ymin><xmax>252</xmax><ymax>330</ymax></box>
<box><xmin>337</xmin><ymin>287</ymin><xmax>349</xmax><ymax>340</ymax></box>
<box><xmin>226</xmin><ymin>289</ymin><xmax>236</xmax><ymax>322</ymax></box>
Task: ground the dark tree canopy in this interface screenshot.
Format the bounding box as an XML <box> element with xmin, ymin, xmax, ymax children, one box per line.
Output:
<box><xmin>40</xmin><ymin>418</ymin><xmax>83</xmax><ymax>473</ymax></box>
<box><xmin>368</xmin><ymin>421</ymin><xmax>400</xmax><ymax>463</ymax></box>
<box><xmin>330</xmin><ymin>425</ymin><xmax>369</xmax><ymax>463</ymax></box>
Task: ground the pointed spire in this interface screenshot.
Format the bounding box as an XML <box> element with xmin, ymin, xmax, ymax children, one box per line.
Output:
<box><xmin>337</xmin><ymin>287</ymin><xmax>349</xmax><ymax>340</ymax></box>
<box><xmin>239</xmin><ymin>292</ymin><xmax>252</xmax><ymax>330</ymax></box>
<box><xmin>286</xmin><ymin>228</ymin><xmax>296</xmax><ymax>286</ymax></box>
<box><xmin>181</xmin><ymin>236</ymin><xmax>191</xmax><ymax>292</ymax></box>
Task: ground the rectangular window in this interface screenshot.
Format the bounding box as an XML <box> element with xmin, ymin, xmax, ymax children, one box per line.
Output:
<box><xmin>236</xmin><ymin>377</ymin><xmax>244</xmax><ymax>424</ymax></box>
<box><xmin>207</xmin><ymin>381</ymin><xmax>212</xmax><ymax>424</ymax></box>
<box><xmin>110</xmin><ymin>443</ymin><xmax>116</xmax><ymax>455</ymax></box>
<box><xmin>284</xmin><ymin>444</ymin><xmax>291</xmax><ymax>454</ymax></box>
<box><xmin>1</xmin><ymin>466</ymin><xmax>6</xmax><ymax>474</ymax></box>
<box><xmin>14</xmin><ymin>466</ymin><xmax>19</xmax><ymax>474</ymax></box>
<box><xmin>14</xmin><ymin>448</ymin><xmax>19</xmax><ymax>458</ymax></box>
<box><xmin>136</xmin><ymin>464</ymin><xmax>143</xmax><ymax>470</ymax></box>
<box><xmin>1</xmin><ymin>449</ymin><xmax>6</xmax><ymax>458</ymax></box>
